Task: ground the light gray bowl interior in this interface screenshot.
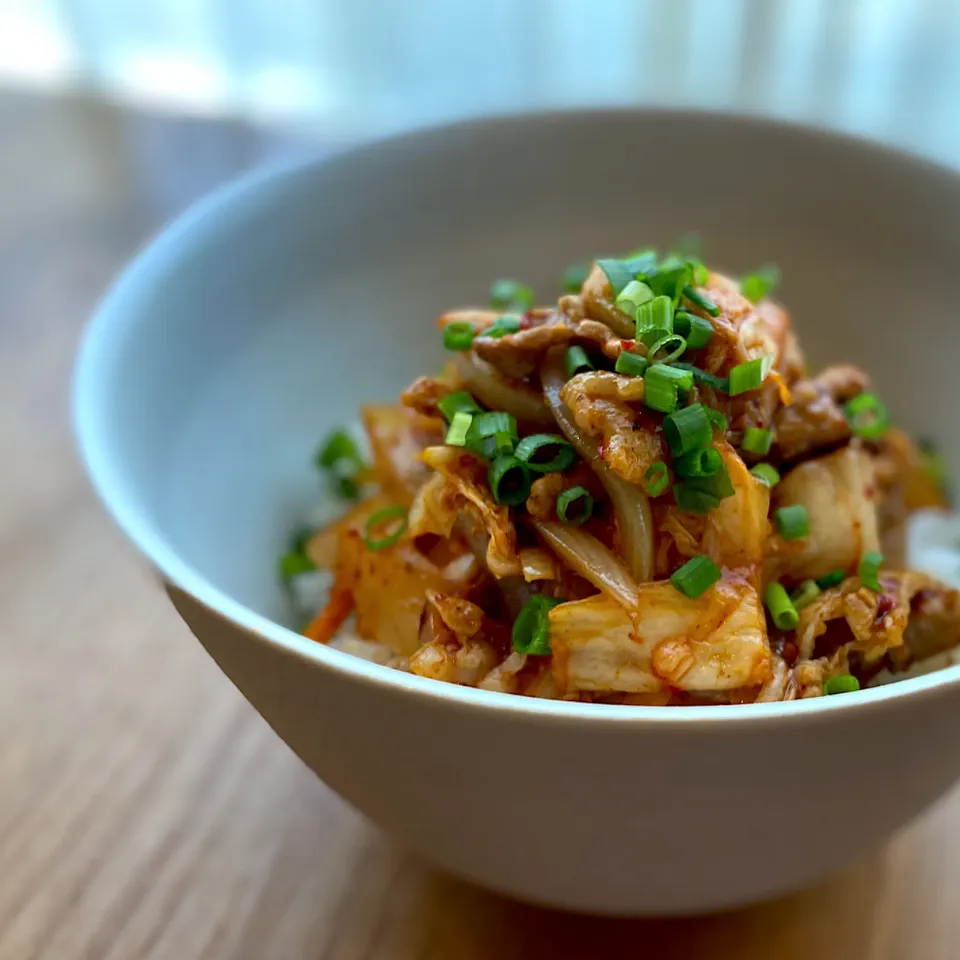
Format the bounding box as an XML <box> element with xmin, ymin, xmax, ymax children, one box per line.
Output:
<box><xmin>80</xmin><ymin>111</ymin><xmax>960</xmax><ymax>628</ymax></box>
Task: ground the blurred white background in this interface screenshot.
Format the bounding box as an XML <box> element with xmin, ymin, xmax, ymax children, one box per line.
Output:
<box><xmin>2</xmin><ymin>0</ymin><xmax>960</xmax><ymax>162</ymax></box>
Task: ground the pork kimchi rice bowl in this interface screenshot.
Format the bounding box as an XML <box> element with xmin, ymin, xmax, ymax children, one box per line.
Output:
<box><xmin>281</xmin><ymin>248</ymin><xmax>958</xmax><ymax>706</ymax></box>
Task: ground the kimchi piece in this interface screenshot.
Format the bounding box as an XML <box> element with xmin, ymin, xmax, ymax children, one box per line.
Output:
<box><xmin>282</xmin><ymin>251</ymin><xmax>956</xmax><ymax>703</ymax></box>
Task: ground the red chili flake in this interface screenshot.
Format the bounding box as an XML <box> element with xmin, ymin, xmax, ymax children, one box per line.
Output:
<box><xmin>874</xmin><ymin>593</ymin><xmax>895</xmax><ymax>625</ymax></box>
<box><xmin>782</xmin><ymin>641</ymin><xmax>799</xmax><ymax>665</ymax></box>
<box><xmin>619</xmin><ymin>339</ymin><xmax>636</xmax><ymax>351</ymax></box>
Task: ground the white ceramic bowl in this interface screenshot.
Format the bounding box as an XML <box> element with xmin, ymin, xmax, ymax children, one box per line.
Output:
<box><xmin>74</xmin><ymin>110</ymin><xmax>960</xmax><ymax>916</ymax></box>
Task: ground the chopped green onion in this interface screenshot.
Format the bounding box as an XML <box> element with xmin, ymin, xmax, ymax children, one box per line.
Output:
<box><xmin>488</xmin><ymin>455</ymin><xmax>532</xmax><ymax>506</ymax></box>
<box><xmin>764</xmin><ymin>581</ymin><xmax>799</xmax><ymax>630</ymax></box>
<box><xmin>483</xmin><ymin>314</ymin><xmax>523</xmax><ymax>339</ymax></box>
<box><xmin>490</xmin><ymin>278</ymin><xmax>534</xmax><ymax>311</ymax></box>
<box><xmin>682</xmin><ymin>285</ymin><xmax>720</xmax><ymax>316</ymax></box>
<box><xmin>291</xmin><ymin>526</ymin><xmax>314</xmax><ymax>554</ymax></box>
<box><xmin>824</xmin><ymin>674</ymin><xmax>860</xmax><ymax>695</ymax></box>
<box><xmin>565</xmin><ymin>345</ymin><xmax>594</xmax><ymax>378</ymax></box>
<box><xmin>642</xmin><ymin>369</ymin><xmax>679</xmax><ymax>413</ymax></box>
<box><xmin>790</xmin><ymin>579</ymin><xmax>821</xmax><ymax>611</ymax></box>
<box><xmin>663</xmin><ymin>403</ymin><xmax>713</xmax><ymax>457</ymax></box>
<box><xmin>739</xmin><ymin>264</ymin><xmax>780</xmax><ymax>304</ymax></box>
<box><xmin>445</xmin><ymin>411</ymin><xmax>473</xmax><ymax>447</ymax></box>
<box><xmin>646</xmin><ymin>255</ymin><xmax>692</xmax><ymax>303</ymax></box>
<box><xmin>750</xmin><ymin>463</ymin><xmax>780</xmax><ymax>488</ymax></box>
<box><xmin>614</xmin><ymin>279</ymin><xmax>654</xmax><ymax>317</ymax></box>
<box><xmin>635</xmin><ymin>294</ymin><xmax>673</xmax><ymax>339</ymax></box>
<box><xmin>670</xmin><ymin>555</ymin><xmax>722</xmax><ymax>599</ymax></box>
<box><xmin>596</xmin><ymin>258</ymin><xmax>635</xmax><ymax>297</ymax></box>
<box><xmin>706</xmin><ymin>408</ymin><xmax>729</xmax><ymax>433</ymax></box>
<box><xmin>816</xmin><ymin>569</ymin><xmax>847</xmax><ymax>589</ymax></box>
<box><xmin>622</xmin><ymin>248</ymin><xmax>659</xmax><ymax>276</ymax></box>
<box><xmin>437</xmin><ymin>391</ymin><xmax>482</xmax><ymax>422</ymax></box>
<box><xmin>512</xmin><ymin>595</ymin><xmax>563</xmax><ymax>655</ymax></box>
<box><xmin>741</xmin><ymin>426</ymin><xmax>773</xmax><ymax>455</ymax></box>
<box><xmin>364</xmin><ymin>506</ymin><xmax>408</xmax><ymax>552</ymax></box>
<box><xmin>328</xmin><ymin>474</ymin><xmax>362</xmax><ymax>501</ymax></box>
<box><xmin>688</xmin><ymin>258</ymin><xmax>710</xmax><ymax>286</ymax></box>
<box><xmin>672</xmin><ymin>363</ymin><xmax>730</xmax><ymax>392</ymax></box>
<box><xmin>674</xmin><ymin>468</ymin><xmax>735</xmax><ymax>514</ymax></box>
<box><xmin>648</xmin><ymin>363</ymin><xmax>694</xmax><ymax>392</ymax></box>
<box><xmin>673</xmin><ymin>310</ymin><xmax>713</xmax><ymax>349</ymax></box>
<box><xmin>647</xmin><ymin>333</ymin><xmax>688</xmax><ymax>365</ymax></box>
<box><xmin>858</xmin><ymin>551</ymin><xmax>884</xmax><ymax>592</ymax></box>
<box><xmin>317</xmin><ymin>429</ymin><xmax>362</xmax><ymax>470</ymax></box>
<box><xmin>515</xmin><ymin>434</ymin><xmax>576</xmax><ymax>474</ymax></box>
<box><xmin>562</xmin><ymin>261</ymin><xmax>590</xmax><ymax>293</ymax></box>
<box><xmin>280</xmin><ymin>550</ymin><xmax>316</xmax><ymax>580</ymax></box>
<box><xmin>556</xmin><ymin>486</ymin><xmax>594</xmax><ymax>525</ymax></box>
<box><xmin>615</xmin><ymin>350</ymin><xmax>649</xmax><ymax>377</ymax></box>
<box><xmin>643</xmin><ymin>460</ymin><xmax>670</xmax><ymax>497</ymax></box>
<box><xmin>728</xmin><ymin>356</ymin><xmax>770</xmax><ymax>396</ymax></box>
<box><xmin>774</xmin><ymin>504</ymin><xmax>809</xmax><ymax>540</ymax></box>
<box><xmin>844</xmin><ymin>392</ymin><xmax>889</xmax><ymax>440</ymax></box>
<box><xmin>443</xmin><ymin>321</ymin><xmax>475</xmax><ymax>351</ymax></box>
<box><xmin>466</xmin><ymin>411</ymin><xmax>518</xmax><ymax>458</ymax></box>
<box><xmin>674</xmin><ymin>447</ymin><xmax>722</xmax><ymax>478</ymax></box>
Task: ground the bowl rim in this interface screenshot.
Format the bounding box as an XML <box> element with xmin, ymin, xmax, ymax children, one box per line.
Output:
<box><xmin>73</xmin><ymin>105</ymin><xmax>960</xmax><ymax>728</ymax></box>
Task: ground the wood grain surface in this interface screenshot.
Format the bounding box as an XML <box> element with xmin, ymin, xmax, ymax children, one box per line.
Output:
<box><xmin>2</xmin><ymin>88</ymin><xmax>960</xmax><ymax>960</ymax></box>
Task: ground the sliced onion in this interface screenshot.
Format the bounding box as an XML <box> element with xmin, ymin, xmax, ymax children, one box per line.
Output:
<box><xmin>532</xmin><ymin>519</ymin><xmax>638</xmax><ymax>609</ymax></box>
<box><xmin>542</xmin><ymin>348</ymin><xmax>654</xmax><ymax>580</ymax></box>
<box><xmin>455</xmin><ymin>353</ymin><xmax>555</xmax><ymax>427</ymax></box>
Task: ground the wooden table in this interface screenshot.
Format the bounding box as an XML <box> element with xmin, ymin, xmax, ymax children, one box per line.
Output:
<box><xmin>2</xmin><ymin>88</ymin><xmax>958</xmax><ymax>960</ymax></box>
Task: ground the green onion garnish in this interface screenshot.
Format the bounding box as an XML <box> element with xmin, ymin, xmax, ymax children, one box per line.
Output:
<box><xmin>790</xmin><ymin>579</ymin><xmax>821</xmax><ymax>611</ymax></box>
<box><xmin>706</xmin><ymin>408</ymin><xmax>728</xmax><ymax>433</ymax></box>
<box><xmin>622</xmin><ymin>248</ymin><xmax>659</xmax><ymax>277</ymax></box>
<box><xmin>445</xmin><ymin>411</ymin><xmax>473</xmax><ymax>447</ymax></box>
<box><xmin>512</xmin><ymin>595</ymin><xmax>563</xmax><ymax>655</ymax></box>
<box><xmin>764</xmin><ymin>581</ymin><xmax>799</xmax><ymax>630</ymax></box>
<box><xmin>635</xmin><ymin>294</ymin><xmax>673</xmax><ymax>339</ymax></box>
<box><xmin>556</xmin><ymin>486</ymin><xmax>594</xmax><ymax>525</ymax></box>
<box><xmin>443</xmin><ymin>321</ymin><xmax>475</xmax><ymax>351</ymax></box>
<box><xmin>363</xmin><ymin>506</ymin><xmax>408</xmax><ymax>552</ymax></box>
<box><xmin>489</xmin><ymin>454</ymin><xmax>532</xmax><ymax>506</ymax></box>
<box><xmin>728</xmin><ymin>356</ymin><xmax>769</xmax><ymax>396</ymax></box>
<box><xmin>646</xmin><ymin>333</ymin><xmax>688</xmax><ymax>365</ymax></box>
<box><xmin>565</xmin><ymin>345</ymin><xmax>594</xmax><ymax>378</ymax></box>
<box><xmin>562</xmin><ymin>261</ymin><xmax>590</xmax><ymax>293</ymax></box>
<box><xmin>670</xmin><ymin>555</ymin><xmax>722</xmax><ymax>599</ymax></box>
<box><xmin>741</xmin><ymin>426</ymin><xmax>773</xmax><ymax>455</ymax></box>
<box><xmin>514</xmin><ymin>434</ymin><xmax>576</xmax><ymax>474</ymax></box>
<box><xmin>672</xmin><ymin>363</ymin><xmax>730</xmax><ymax>393</ymax></box>
<box><xmin>596</xmin><ymin>258</ymin><xmax>635</xmax><ymax>297</ymax></box>
<box><xmin>774</xmin><ymin>504</ymin><xmax>809</xmax><ymax>540</ymax></box>
<box><xmin>674</xmin><ymin>447</ymin><xmax>722</xmax><ymax>478</ymax></box>
<box><xmin>614</xmin><ymin>279</ymin><xmax>654</xmax><ymax>317</ymax></box>
<box><xmin>482</xmin><ymin>314</ymin><xmax>523</xmax><ymax>339</ymax></box>
<box><xmin>646</xmin><ymin>255</ymin><xmax>692</xmax><ymax>303</ymax></box>
<box><xmin>749</xmin><ymin>463</ymin><xmax>780</xmax><ymax>488</ymax></box>
<box><xmin>489</xmin><ymin>279</ymin><xmax>534</xmax><ymax>311</ymax></box>
<box><xmin>663</xmin><ymin>403</ymin><xmax>713</xmax><ymax>457</ymax></box>
<box><xmin>466</xmin><ymin>411</ymin><xmax>518</xmax><ymax>458</ymax></box>
<box><xmin>615</xmin><ymin>350</ymin><xmax>649</xmax><ymax>377</ymax></box>
<box><xmin>280</xmin><ymin>550</ymin><xmax>316</xmax><ymax>580</ymax></box>
<box><xmin>316</xmin><ymin>429</ymin><xmax>362</xmax><ymax>470</ymax></box>
<box><xmin>816</xmin><ymin>570</ymin><xmax>847</xmax><ymax>589</ymax></box>
<box><xmin>824</xmin><ymin>674</ymin><xmax>860</xmax><ymax>695</ymax></box>
<box><xmin>673</xmin><ymin>310</ymin><xmax>714</xmax><ymax>349</ymax></box>
<box><xmin>674</xmin><ymin>467</ymin><xmax>735</xmax><ymax>515</ymax></box>
<box><xmin>858</xmin><ymin>551</ymin><xmax>884</xmax><ymax>592</ymax></box>
<box><xmin>642</xmin><ymin>371</ymin><xmax>679</xmax><ymax>414</ymax></box>
<box><xmin>682</xmin><ymin>285</ymin><xmax>720</xmax><ymax>316</ymax></box>
<box><xmin>844</xmin><ymin>392</ymin><xmax>889</xmax><ymax>440</ymax></box>
<box><xmin>648</xmin><ymin>362</ymin><xmax>694</xmax><ymax>392</ymax></box>
<box><xmin>643</xmin><ymin>460</ymin><xmax>670</xmax><ymax>496</ymax></box>
<box><xmin>437</xmin><ymin>391</ymin><xmax>482</xmax><ymax>422</ymax></box>
<box><xmin>739</xmin><ymin>264</ymin><xmax>780</xmax><ymax>304</ymax></box>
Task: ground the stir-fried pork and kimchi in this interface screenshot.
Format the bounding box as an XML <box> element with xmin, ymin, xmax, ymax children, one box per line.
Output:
<box><xmin>282</xmin><ymin>250</ymin><xmax>957</xmax><ymax>704</ymax></box>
